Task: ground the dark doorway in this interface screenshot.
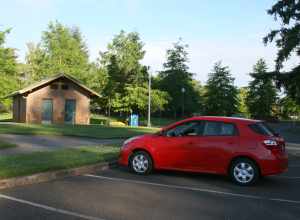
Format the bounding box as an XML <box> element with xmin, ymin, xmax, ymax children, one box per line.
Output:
<box><xmin>42</xmin><ymin>99</ymin><xmax>53</xmax><ymax>124</ymax></box>
<box><xmin>64</xmin><ymin>99</ymin><xmax>76</xmax><ymax>124</ymax></box>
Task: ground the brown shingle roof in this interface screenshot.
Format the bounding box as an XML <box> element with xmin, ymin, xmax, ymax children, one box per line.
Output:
<box><xmin>8</xmin><ymin>73</ymin><xmax>101</xmax><ymax>98</ymax></box>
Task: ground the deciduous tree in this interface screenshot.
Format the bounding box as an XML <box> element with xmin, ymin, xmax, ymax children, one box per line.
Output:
<box><xmin>0</xmin><ymin>28</ymin><xmax>19</xmax><ymax>111</ymax></box>
<box><xmin>25</xmin><ymin>21</ymin><xmax>92</xmax><ymax>83</ymax></box>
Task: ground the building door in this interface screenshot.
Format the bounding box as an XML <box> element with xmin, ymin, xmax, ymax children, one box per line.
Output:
<box><xmin>64</xmin><ymin>99</ymin><xmax>76</xmax><ymax>124</ymax></box>
<box><xmin>42</xmin><ymin>99</ymin><xmax>53</xmax><ymax>124</ymax></box>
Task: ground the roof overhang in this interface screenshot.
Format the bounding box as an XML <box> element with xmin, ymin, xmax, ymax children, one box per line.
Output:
<box><xmin>6</xmin><ymin>73</ymin><xmax>101</xmax><ymax>99</ymax></box>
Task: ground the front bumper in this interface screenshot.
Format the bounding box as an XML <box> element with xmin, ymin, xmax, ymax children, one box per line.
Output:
<box><xmin>118</xmin><ymin>147</ymin><xmax>130</xmax><ymax>166</ymax></box>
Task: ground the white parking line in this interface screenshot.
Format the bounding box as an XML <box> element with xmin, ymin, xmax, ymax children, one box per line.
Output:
<box><xmin>0</xmin><ymin>193</ymin><xmax>107</xmax><ymax>220</ymax></box>
<box><xmin>85</xmin><ymin>174</ymin><xmax>300</xmax><ymax>205</ymax></box>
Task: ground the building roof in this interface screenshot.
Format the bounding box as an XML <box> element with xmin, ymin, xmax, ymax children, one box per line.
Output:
<box><xmin>8</xmin><ymin>73</ymin><xmax>101</xmax><ymax>98</ymax></box>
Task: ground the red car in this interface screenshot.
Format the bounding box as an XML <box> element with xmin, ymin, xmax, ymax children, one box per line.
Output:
<box><xmin>118</xmin><ymin>116</ymin><xmax>288</xmax><ymax>185</ymax></box>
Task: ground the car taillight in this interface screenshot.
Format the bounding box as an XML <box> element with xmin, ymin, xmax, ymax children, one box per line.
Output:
<box><xmin>263</xmin><ymin>139</ymin><xmax>279</xmax><ymax>150</ymax></box>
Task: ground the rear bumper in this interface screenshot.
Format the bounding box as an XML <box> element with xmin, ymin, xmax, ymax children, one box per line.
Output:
<box><xmin>260</xmin><ymin>153</ymin><xmax>288</xmax><ymax>176</ymax></box>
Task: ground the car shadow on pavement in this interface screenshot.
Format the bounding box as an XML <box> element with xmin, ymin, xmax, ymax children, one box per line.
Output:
<box><xmin>110</xmin><ymin>165</ymin><xmax>293</xmax><ymax>191</ymax></box>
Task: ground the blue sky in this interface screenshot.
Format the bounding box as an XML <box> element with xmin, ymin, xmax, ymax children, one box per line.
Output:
<box><xmin>1</xmin><ymin>0</ymin><xmax>297</xmax><ymax>86</ymax></box>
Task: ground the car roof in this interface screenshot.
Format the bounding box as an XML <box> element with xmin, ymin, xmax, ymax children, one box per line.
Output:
<box><xmin>188</xmin><ymin>116</ymin><xmax>260</xmax><ymax>123</ymax></box>
<box><xmin>162</xmin><ymin>116</ymin><xmax>261</xmax><ymax>130</ymax></box>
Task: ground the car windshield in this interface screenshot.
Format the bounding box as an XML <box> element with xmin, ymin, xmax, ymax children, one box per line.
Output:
<box><xmin>248</xmin><ymin>122</ymin><xmax>276</xmax><ymax>136</ymax></box>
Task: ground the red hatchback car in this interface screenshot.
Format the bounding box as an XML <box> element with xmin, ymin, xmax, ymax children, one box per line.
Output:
<box><xmin>118</xmin><ymin>117</ymin><xmax>288</xmax><ymax>185</ymax></box>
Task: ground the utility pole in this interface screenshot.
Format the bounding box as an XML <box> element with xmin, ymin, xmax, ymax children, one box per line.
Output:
<box><xmin>147</xmin><ymin>71</ymin><xmax>151</xmax><ymax>127</ymax></box>
<box><xmin>181</xmin><ymin>87</ymin><xmax>185</xmax><ymax>117</ymax></box>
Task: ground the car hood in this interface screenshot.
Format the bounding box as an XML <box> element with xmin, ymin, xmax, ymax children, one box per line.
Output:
<box><xmin>123</xmin><ymin>134</ymin><xmax>154</xmax><ymax>145</ymax></box>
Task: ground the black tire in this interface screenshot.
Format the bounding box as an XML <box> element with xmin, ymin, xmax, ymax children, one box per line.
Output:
<box><xmin>230</xmin><ymin>158</ymin><xmax>260</xmax><ymax>186</ymax></box>
<box><xmin>129</xmin><ymin>151</ymin><xmax>153</xmax><ymax>175</ymax></box>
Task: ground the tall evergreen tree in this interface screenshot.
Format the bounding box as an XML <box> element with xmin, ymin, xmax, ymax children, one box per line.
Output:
<box><xmin>158</xmin><ymin>39</ymin><xmax>202</xmax><ymax>117</ymax></box>
<box><xmin>245</xmin><ymin>59</ymin><xmax>277</xmax><ymax>120</ymax></box>
<box><xmin>204</xmin><ymin>62</ymin><xmax>238</xmax><ymax>116</ymax></box>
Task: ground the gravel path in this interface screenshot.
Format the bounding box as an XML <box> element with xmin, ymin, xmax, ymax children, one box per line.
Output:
<box><xmin>0</xmin><ymin>134</ymin><xmax>124</xmax><ymax>156</ymax></box>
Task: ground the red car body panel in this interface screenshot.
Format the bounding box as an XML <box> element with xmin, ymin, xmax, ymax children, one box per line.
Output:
<box><xmin>118</xmin><ymin>116</ymin><xmax>288</xmax><ymax>177</ymax></box>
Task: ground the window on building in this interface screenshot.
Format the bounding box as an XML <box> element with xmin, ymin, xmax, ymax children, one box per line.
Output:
<box><xmin>61</xmin><ymin>84</ymin><xmax>69</xmax><ymax>90</ymax></box>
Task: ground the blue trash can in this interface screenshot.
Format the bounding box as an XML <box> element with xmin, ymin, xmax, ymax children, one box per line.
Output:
<box><xmin>130</xmin><ymin>114</ymin><xmax>139</xmax><ymax>127</ymax></box>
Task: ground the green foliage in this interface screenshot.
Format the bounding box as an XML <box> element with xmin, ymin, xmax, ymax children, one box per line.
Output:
<box><xmin>0</xmin><ymin>123</ymin><xmax>158</xmax><ymax>139</ymax></box>
<box><xmin>237</xmin><ymin>87</ymin><xmax>250</xmax><ymax>117</ymax></box>
<box><xmin>264</xmin><ymin>0</ymin><xmax>300</xmax><ymax>105</ymax></box>
<box><xmin>0</xmin><ymin>29</ymin><xmax>17</xmax><ymax>77</ymax></box>
<box><xmin>0</xmin><ymin>140</ymin><xmax>17</xmax><ymax>150</ymax></box>
<box><xmin>245</xmin><ymin>59</ymin><xmax>277</xmax><ymax>120</ymax></box>
<box><xmin>100</xmin><ymin>30</ymin><xmax>147</xmax><ymax>87</ymax></box>
<box><xmin>158</xmin><ymin>39</ymin><xmax>202</xmax><ymax>117</ymax></box>
<box><xmin>99</xmin><ymin>30</ymin><xmax>169</xmax><ymax>116</ymax></box>
<box><xmin>0</xmin><ymin>28</ymin><xmax>19</xmax><ymax>111</ymax></box>
<box><xmin>277</xmin><ymin>96</ymin><xmax>300</xmax><ymax>120</ymax></box>
<box><xmin>107</xmin><ymin>85</ymin><xmax>169</xmax><ymax>115</ymax></box>
<box><xmin>25</xmin><ymin>21</ymin><xmax>97</xmax><ymax>84</ymax></box>
<box><xmin>0</xmin><ymin>147</ymin><xmax>119</xmax><ymax>179</ymax></box>
<box><xmin>204</xmin><ymin>62</ymin><xmax>238</xmax><ymax>116</ymax></box>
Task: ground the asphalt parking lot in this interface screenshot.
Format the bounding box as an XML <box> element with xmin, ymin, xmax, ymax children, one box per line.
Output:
<box><xmin>0</xmin><ymin>147</ymin><xmax>300</xmax><ymax>220</ymax></box>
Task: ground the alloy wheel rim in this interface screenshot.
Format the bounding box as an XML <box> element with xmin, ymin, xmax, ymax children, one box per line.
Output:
<box><xmin>233</xmin><ymin>162</ymin><xmax>254</xmax><ymax>184</ymax></box>
<box><xmin>132</xmin><ymin>154</ymin><xmax>149</xmax><ymax>173</ymax></box>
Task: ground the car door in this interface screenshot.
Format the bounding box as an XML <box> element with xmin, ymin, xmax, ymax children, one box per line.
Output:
<box><xmin>152</xmin><ymin>121</ymin><xmax>200</xmax><ymax>170</ymax></box>
<box><xmin>187</xmin><ymin>121</ymin><xmax>239</xmax><ymax>174</ymax></box>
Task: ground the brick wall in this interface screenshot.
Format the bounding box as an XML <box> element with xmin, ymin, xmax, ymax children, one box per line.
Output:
<box><xmin>25</xmin><ymin>79</ymin><xmax>90</xmax><ymax>124</ymax></box>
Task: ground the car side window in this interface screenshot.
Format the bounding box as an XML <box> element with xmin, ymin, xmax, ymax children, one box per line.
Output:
<box><xmin>202</xmin><ymin>121</ymin><xmax>237</xmax><ymax>136</ymax></box>
<box><xmin>166</xmin><ymin>121</ymin><xmax>203</xmax><ymax>137</ymax></box>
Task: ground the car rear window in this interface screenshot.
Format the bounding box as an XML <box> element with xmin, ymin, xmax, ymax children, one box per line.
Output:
<box><xmin>248</xmin><ymin>122</ymin><xmax>275</xmax><ymax>136</ymax></box>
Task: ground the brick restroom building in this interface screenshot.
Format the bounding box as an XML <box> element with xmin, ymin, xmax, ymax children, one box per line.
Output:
<box><xmin>9</xmin><ymin>74</ymin><xmax>101</xmax><ymax>124</ymax></box>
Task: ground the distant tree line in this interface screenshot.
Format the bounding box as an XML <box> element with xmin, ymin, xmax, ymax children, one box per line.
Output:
<box><xmin>0</xmin><ymin>0</ymin><xmax>300</xmax><ymax>121</ymax></box>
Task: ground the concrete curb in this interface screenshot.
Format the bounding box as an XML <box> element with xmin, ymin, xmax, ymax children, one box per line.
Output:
<box><xmin>0</xmin><ymin>161</ymin><xmax>117</xmax><ymax>190</ymax></box>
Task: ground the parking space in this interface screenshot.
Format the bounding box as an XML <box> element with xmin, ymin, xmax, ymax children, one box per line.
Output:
<box><xmin>0</xmin><ymin>148</ymin><xmax>300</xmax><ymax>220</ymax></box>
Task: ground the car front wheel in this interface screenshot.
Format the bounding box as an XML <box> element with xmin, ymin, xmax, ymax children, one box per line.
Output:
<box><xmin>129</xmin><ymin>151</ymin><xmax>153</xmax><ymax>175</ymax></box>
<box><xmin>230</xmin><ymin>158</ymin><xmax>259</xmax><ymax>186</ymax></box>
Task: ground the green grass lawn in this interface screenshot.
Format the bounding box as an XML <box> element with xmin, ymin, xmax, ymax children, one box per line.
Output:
<box><xmin>0</xmin><ymin>123</ymin><xmax>159</xmax><ymax>139</ymax></box>
<box><xmin>0</xmin><ymin>112</ymin><xmax>12</xmax><ymax>122</ymax></box>
<box><xmin>0</xmin><ymin>140</ymin><xmax>17</xmax><ymax>150</ymax></box>
<box><xmin>90</xmin><ymin>114</ymin><xmax>177</xmax><ymax>127</ymax></box>
<box><xmin>0</xmin><ymin>146</ymin><xmax>119</xmax><ymax>179</ymax></box>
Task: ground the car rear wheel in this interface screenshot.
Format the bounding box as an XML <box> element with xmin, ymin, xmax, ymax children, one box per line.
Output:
<box><xmin>129</xmin><ymin>151</ymin><xmax>153</xmax><ymax>175</ymax></box>
<box><xmin>230</xmin><ymin>158</ymin><xmax>259</xmax><ymax>186</ymax></box>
